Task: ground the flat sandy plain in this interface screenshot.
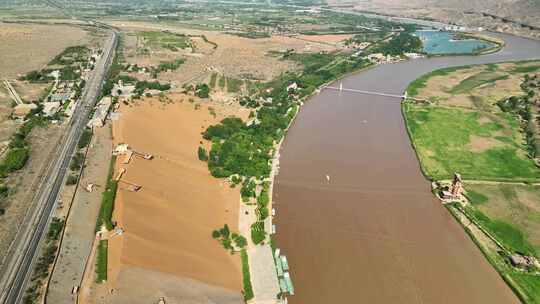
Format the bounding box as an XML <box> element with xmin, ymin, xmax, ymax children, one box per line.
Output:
<box><xmin>114</xmin><ymin>21</ymin><xmax>339</xmax><ymax>83</ymax></box>
<box><xmin>90</xmin><ymin>95</ymin><xmax>250</xmax><ymax>304</ymax></box>
<box><xmin>0</xmin><ymin>22</ymin><xmax>90</xmax><ymax>78</ymax></box>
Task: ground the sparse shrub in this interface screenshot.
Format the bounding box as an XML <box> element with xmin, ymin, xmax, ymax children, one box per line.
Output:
<box><xmin>66</xmin><ymin>174</ymin><xmax>78</xmax><ymax>185</ymax></box>
<box><xmin>78</xmin><ymin>128</ymin><xmax>92</xmax><ymax>149</ymax></box>
<box><xmin>198</xmin><ymin>146</ymin><xmax>208</xmax><ymax>161</ymax></box>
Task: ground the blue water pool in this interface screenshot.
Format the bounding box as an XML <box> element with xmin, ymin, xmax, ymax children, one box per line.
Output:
<box><xmin>414</xmin><ymin>30</ymin><xmax>496</xmax><ymax>55</ymax></box>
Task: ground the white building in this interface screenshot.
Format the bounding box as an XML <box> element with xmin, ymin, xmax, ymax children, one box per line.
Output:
<box><xmin>111</xmin><ymin>81</ymin><xmax>136</xmax><ymax>99</ymax></box>
<box><xmin>43</xmin><ymin>102</ymin><xmax>61</xmax><ymax>117</ymax></box>
<box><xmin>87</xmin><ymin>97</ymin><xmax>112</xmax><ymax>128</ymax></box>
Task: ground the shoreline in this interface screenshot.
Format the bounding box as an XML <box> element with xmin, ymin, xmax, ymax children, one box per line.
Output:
<box><xmin>267</xmin><ymin>31</ymin><xmax>540</xmax><ymax>303</ymax></box>
<box><xmin>401</xmin><ymin>60</ymin><xmax>540</xmax><ymax>303</ymax></box>
<box><xmin>256</xmin><ymin>61</ymin><xmax>378</xmax><ymax>303</ymax></box>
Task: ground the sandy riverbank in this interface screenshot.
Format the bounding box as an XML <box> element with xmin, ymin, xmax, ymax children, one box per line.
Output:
<box><xmin>94</xmin><ymin>94</ymin><xmax>249</xmax><ymax>303</ymax></box>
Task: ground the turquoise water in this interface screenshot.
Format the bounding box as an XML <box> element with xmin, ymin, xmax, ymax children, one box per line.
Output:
<box><xmin>414</xmin><ymin>31</ymin><xmax>496</xmax><ymax>55</ymax></box>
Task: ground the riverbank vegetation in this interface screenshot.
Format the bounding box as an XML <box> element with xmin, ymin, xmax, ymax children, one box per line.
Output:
<box><xmin>450</xmin><ymin>184</ymin><xmax>540</xmax><ymax>303</ymax></box>
<box><xmin>367</xmin><ymin>32</ymin><xmax>423</xmax><ymax>56</ymax></box>
<box><xmin>405</xmin><ymin>61</ymin><xmax>540</xmax><ymax>303</ymax></box>
<box><xmin>404</xmin><ymin>61</ymin><xmax>540</xmax><ymax>182</ymax></box>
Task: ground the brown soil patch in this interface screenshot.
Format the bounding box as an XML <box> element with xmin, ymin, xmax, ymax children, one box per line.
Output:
<box><xmin>470</xmin><ymin>184</ymin><xmax>540</xmax><ymax>251</ymax></box>
<box><xmin>105</xmin><ymin>94</ymin><xmax>249</xmax><ymax>301</ymax></box>
<box><xmin>420</xmin><ymin>64</ymin><xmax>534</xmax><ymax>110</ymax></box>
<box><xmin>468</xmin><ymin>135</ymin><xmax>503</xmax><ymax>152</ymax></box>
<box><xmin>419</xmin><ymin>66</ymin><xmax>484</xmax><ymax>105</ymax></box>
<box><xmin>296</xmin><ymin>34</ymin><xmax>353</xmax><ymax>44</ymax></box>
<box><xmin>473</xmin><ymin>75</ymin><xmax>523</xmax><ymax>104</ymax></box>
<box><xmin>11</xmin><ymin>81</ymin><xmax>49</xmax><ymax>103</ymax></box>
<box><xmin>0</xmin><ymin>23</ymin><xmax>90</xmax><ymax>78</ymax></box>
<box><xmin>114</xmin><ymin>21</ymin><xmax>337</xmax><ymax>86</ymax></box>
<box><xmin>89</xmin><ymin>266</ymin><xmax>242</xmax><ymax>304</ymax></box>
<box><xmin>515</xmin><ymin>188</ymin><xmax>540</xmax><ymax>214</ymax></box>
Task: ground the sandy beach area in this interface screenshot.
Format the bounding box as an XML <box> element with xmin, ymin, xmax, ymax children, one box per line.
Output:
<box><xmin>101</xmin><ymin>94</ymin><xmax>249</xmax><ymax>303</ymax></box>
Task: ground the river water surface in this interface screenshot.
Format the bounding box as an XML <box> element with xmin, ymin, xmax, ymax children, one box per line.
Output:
<box><xmin>273</xmin><ymin>33</ymin><xmax>540</xmax><ymax>303</ymax></box>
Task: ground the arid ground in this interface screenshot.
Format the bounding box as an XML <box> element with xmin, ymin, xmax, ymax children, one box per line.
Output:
<box><xmin>87</xmin><ymin>95</ymin><xmax>250</xmax><ymax>303</ymax></box>
<box><xmin>0</xmin><ymin>22</ymin><xmax>91</xmax><ymax>78</ymax></box>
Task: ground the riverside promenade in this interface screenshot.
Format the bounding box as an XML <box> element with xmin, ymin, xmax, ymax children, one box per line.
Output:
<box><xmin>238</xmin><ymin>203</ymin><xmax>280</xmax><ymax>304</ymax></box>
<box><xmin>238</xmin><ymin>140</ymin><xmax>286</xmax><ymax>304</ymax></box>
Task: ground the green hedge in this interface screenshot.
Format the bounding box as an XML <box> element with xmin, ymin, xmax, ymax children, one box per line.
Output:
<box><xmin>96</xmin><ymin>156</ymin><xmax>117</xmax><ymax>231</ymax></box>
<box><xmin>241</xmin><ymin>249</ymin><xmax>254</xmax><ymax>301</ymax></box>
<box><xmin>0</xmin><ymin>148</ymin><xmax>29</xmax><ymax>175</ymax></box>
<box><xmin>95</xmin><ymin>240</ymin><xmax>108</xmax><ymax>283</ymax></box>
<box><xmin>78</xmin><ymin>128</ymin><xmax>93</xmax><ymax>149</ymax></box>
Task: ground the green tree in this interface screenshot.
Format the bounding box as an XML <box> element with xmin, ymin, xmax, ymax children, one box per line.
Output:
<box><xmin>198</xmin><ymin>146</ymin><xmax>208</xmax><ymax>161</ymax></box>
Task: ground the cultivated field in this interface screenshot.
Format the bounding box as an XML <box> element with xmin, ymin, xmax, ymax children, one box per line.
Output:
<box><xmin>406</xmin><ymin>61</ymin><xmax>540</xmax><ymax>303</ymax></box>
<box><xmin>462</xmin><ymin>184</ymin><xmax>540</xmax><ymax>303</ymax></box>
<box><xmin>405</xmin><ymin>61</ymin><xmax>540</xmax><ymax>181</ymax></box>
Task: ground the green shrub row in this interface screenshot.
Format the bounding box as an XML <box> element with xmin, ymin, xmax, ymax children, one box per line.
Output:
<box><xmin>241</xmin><ymin>249</ymin><xmax>254</xmax><ymax>301</ymax></box>
<box><xmin>95</xmin><ymin>240</ymin><xmax>108</xmax><ymax>283</ymax></box>
<box><xmin>23</xmin><ymin>218</ymin><xmax>64</xmax><ymax>304</ymax></box>
<box><xmin>95</xmin><ymin>156</ymin><xmax>118</xmax><ymax>232</ymax></box>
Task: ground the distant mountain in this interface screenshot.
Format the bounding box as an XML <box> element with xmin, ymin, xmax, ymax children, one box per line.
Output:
<box><xmin>334</xmin><ymin>0</ymin><xmax>540</xmax><ymax>25</ymax></box>
<box><xmin>329</xmin><ymin>0</ymin><xmax>540</xmax><ymax>38</ymax></box>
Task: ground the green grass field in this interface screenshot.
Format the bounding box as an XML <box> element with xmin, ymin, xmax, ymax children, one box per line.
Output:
<box><xmin>138</xmin><ymin>31</ymin><xmax>191</xmax><ymax>51</ymax></box>
<box><xmin>466</xmin><ymin>184</ymin><xmax>540</xmax><ymax>254</ymax></box>
<box><xmin>508</xmin><ymin>273</ymin><xmax>540</xmax><ymax>304</ymax></box>
<box><xmin>226</xmin><ymin>77</ymin><xmax>243</xmax><ymax>93</ymax></box>
<box><xmin>407</xmin><ymin>65</ymin><xmax>469</xmax><ymax>96</ymax></box>
<box><xmin>461</xmin><ymin>184</ymin><xmax>540</xmax><ymax>303</ymax></box>
<box><xmin>449</xmin><ymin>71</ymin><xmax>508</xmax><ymax>94</ymax></box>
<box><xmin>403</xmin><ymin>104</ymin><xmax>540</xmax><ymax>181</ymax></box>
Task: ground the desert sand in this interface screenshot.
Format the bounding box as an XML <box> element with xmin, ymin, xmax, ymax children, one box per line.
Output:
<box><xmin>103</xmin><ymin>95</ymin><xmax>250</xmax><ymax>303</ymax></box>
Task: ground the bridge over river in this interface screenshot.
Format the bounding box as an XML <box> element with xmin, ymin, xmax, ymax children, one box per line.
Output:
<box><xmin>273</xmin><ymin>32</ymin><xmax>540</xmax><ymax>304</ymax></box>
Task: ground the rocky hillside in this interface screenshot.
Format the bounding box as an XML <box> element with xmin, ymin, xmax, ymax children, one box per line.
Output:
<box><xmin>329</xmin><ymin>0</ymin><xmax>540</xmax><ymax>39</ymax></box>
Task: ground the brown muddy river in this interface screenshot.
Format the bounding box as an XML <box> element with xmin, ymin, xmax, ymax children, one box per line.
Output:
<box><xmin>273</xmin><ymin>33</ymin><xmax>540</xmax><ymax>303</ymax></box>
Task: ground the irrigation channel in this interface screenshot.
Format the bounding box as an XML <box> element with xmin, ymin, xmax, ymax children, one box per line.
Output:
<box><xmin>273</xmin><ymin>32</ymin><xmax>540</xmax><ymax>304</ymax></box>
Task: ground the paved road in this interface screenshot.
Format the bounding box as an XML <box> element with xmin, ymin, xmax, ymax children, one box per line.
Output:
<box><xmin>0</xmin><ymin>30</ymin><xmax>117</xmax><ymax>304</ymax></box>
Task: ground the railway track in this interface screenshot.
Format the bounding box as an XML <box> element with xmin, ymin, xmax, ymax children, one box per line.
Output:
<box><xmin>0</xmin><ymin>29</ymin><xmax>118</xmax><ymax>304</ymax></box>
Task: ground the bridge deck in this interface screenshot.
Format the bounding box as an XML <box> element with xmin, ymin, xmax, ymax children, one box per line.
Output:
<box><xmin>324</xmin><ymin>86</ymin><xmax>405</xmax><ymax>99</ymax></box>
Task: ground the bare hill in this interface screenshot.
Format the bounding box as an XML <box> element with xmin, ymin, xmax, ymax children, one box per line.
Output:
<box><xmin>330</xmin><ymin>0</ymin><xmax>540</xmax><ymax>38</ymax></box>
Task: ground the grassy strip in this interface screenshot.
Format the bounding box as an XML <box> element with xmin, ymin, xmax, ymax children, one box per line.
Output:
<box><xmin>449</xmin><ymin>72</ymin><xmax>509</xmax><ymax>94</ymax></box>
<box><xmin>447</xmin><ymin>204</ymin><xmax>539</xmax><ymax>304</ymax></box>
<box><xmin>241</xmin><ymin>249</ymin><xmax>254</xmax><ymax>301</ymax></box>
<box><xmin>465</xmin><ymin>206</ymin><xmax>536</xmax><ymax>256</ymax></box>
<box><xmin>407</xmin><ymin>65</ymin><xmax>471</xmax><ymax>97</ymax></box>
<box><xmin>95</xmin><ymin>155</ymin><xmax>117</xmax><ymax>232</ymax></box>
<box><xmin>23</xmin><ymin>218</ymin><xmax>64</xmax><ymax>304</ymax></box>
<box><xmin>95</xmin><ymin>240</ymin><xmax>108</xmax><ymax>283</ymax></box>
